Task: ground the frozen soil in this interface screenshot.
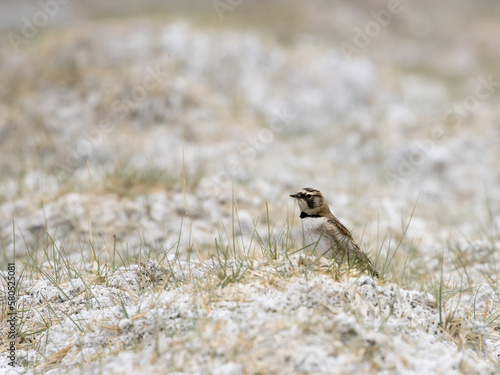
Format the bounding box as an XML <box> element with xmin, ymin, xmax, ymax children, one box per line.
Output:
<box><xmin>1</xmin><ymin>255</ymin><xmax>499</xmax><ymax>374</ymax></box>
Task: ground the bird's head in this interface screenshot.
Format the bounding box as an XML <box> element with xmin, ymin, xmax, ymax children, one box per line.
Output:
<box><xmin>289</xmin><ymin>187</ymin><xmax>327</xmax><ymax>215</ymax></box>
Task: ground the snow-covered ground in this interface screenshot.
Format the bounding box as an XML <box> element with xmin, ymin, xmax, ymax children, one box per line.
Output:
<box><xmin>2</xmin><ymin>256</ymin><xmax>498</xmax><ymax>374</ymax></box>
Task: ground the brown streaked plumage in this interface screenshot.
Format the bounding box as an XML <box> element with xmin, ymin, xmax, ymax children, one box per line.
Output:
<box><xmin>290</xmin><ymin>187</ymin><xmax>379</xmax><ymax>277</ymax></box>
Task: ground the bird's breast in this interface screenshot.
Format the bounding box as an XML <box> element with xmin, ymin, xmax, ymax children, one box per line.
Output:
<box><xmin>300</xmin><ymin>216</ymin><xmax>329</xmax><ymax>233</ymax></box>
<box><xmin>300</xmin><ymin>217</ymin><xmax>332</xmax><ymax>253</ymax></box>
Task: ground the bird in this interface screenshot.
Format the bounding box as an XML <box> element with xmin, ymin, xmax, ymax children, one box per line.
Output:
<box><xmin>290</xmin><ymin>187</ymin><xmax>379</xmax><ymax>277</ymax></box>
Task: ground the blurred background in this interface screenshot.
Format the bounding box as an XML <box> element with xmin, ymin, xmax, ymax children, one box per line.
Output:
<box><xmin>1</xmin><ymin>0</ymin><xmax>499</xmax><ymax>282</ymax></box>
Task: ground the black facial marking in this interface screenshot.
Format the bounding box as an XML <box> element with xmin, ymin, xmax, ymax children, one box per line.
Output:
<box><xmin>306</xmin><ymin>196</ymin><xmax>315</xmax><ymax>209</ymax></box>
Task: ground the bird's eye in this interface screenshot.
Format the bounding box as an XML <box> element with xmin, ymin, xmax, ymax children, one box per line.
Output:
<box><xmin>306</xmin><ymin>194</ymin><xmax>311</xmax><ymax>198</ymax></box>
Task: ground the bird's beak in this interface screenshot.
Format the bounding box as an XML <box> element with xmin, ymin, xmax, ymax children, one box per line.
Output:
<box><xmin>290</xmin><ymin>194</ymin><xmax>298</xmax><ymax>199</ymax></box>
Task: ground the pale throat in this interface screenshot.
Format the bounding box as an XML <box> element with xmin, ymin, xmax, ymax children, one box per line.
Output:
<box><xmin>298</xmin><ymin>201</ymin><xmax>322</xmax><ymax>215</ymax></box>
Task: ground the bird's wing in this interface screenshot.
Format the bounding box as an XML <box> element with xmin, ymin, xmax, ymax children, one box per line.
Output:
<box><xmin>324</xmin><ymin>215</ymin><xmax>379</xmax><ymax>277</ymax></box>
<box><xmin>324</xmin><ymin>214</ymin><xmax>355</xmax><ymax>240</ymax></box>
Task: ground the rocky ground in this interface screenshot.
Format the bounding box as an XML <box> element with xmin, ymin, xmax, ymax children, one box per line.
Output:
<box><xmin>1</xmin><ymin>1</ymin><xmax>500</xmax><ymax>374</ymax></box>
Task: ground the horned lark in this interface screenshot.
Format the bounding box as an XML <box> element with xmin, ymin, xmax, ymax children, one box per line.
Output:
<box><xmin>290</xmin><ymin>187</ymin><xmax>379</xmax><ymax>277</ymax></box>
